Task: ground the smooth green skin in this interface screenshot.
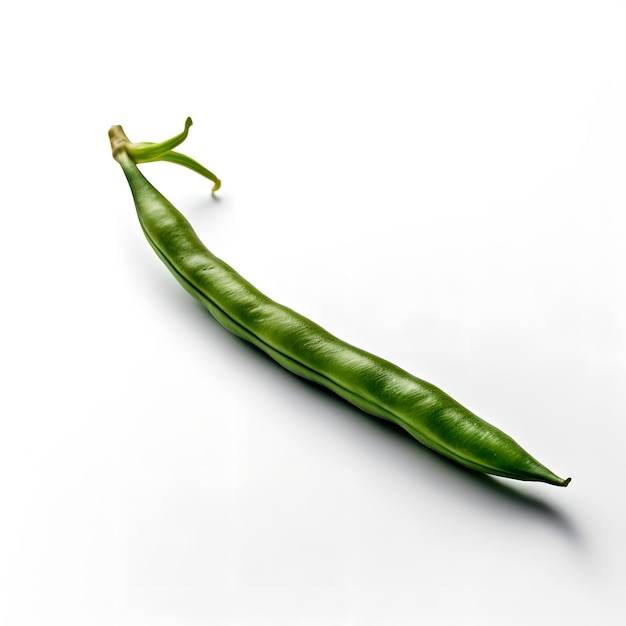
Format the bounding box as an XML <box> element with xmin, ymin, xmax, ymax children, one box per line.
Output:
<box><xmin>109</xmin><ymin>119</ymin><xmax>570</xmax><ymax>487</ymax></box>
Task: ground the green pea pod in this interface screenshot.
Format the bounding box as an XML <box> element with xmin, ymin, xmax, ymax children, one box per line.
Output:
<box><xmin>109</xmin><ymin>119</ymin><xmax>570</xmax><ymax>487</ymax></box>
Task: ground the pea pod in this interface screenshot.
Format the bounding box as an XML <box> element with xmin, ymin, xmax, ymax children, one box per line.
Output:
<box><xmin>109</xmin><ymin>119</ymin><xmax>570</xmax><ymax>487</ymax></box>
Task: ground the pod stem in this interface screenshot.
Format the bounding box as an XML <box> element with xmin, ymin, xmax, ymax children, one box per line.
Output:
<box><xmin>108</xmin><ymin>117</ymin><xmax>220</xmax><ymax>192</ymax></box>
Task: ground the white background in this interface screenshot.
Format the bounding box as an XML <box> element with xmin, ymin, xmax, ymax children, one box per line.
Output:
<box><xmin>1</xmin><ymin>1</ymin><xmax>625</xmax><ymax>624</ymax></box>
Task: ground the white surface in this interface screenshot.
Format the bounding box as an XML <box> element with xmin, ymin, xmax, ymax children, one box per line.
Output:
<box><xmin>1</xmin><ymin>1</ymin><xmax>625</xmax><ymax>624</ymax></box>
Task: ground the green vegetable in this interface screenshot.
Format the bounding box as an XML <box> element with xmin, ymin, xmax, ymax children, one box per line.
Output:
<box><xmin>109</xmin><ymin>118</ymin><xmax>570</xmax><ymax>487</ymax></box>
